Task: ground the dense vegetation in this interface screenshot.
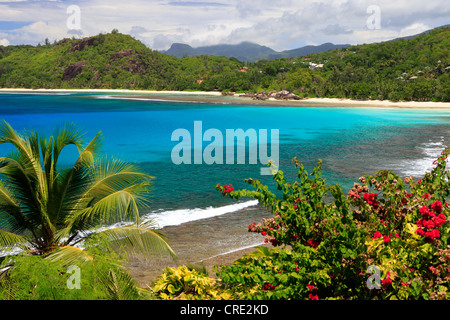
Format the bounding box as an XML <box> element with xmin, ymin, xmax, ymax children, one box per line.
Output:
<box><xmin>0</xmin><ymin>121</ymin><xmax>174</xmax><ymax>300</ymax></box>
<box><xmin>4</xmin><ymin>150</ymin><xmax>449</xmax><ymax>300</ymax></box>
<box><xmin>0</xmin><ymin>26</ymin><xmax>448</xmax><ymax>101</ymax></box>
<box><xmin>152</xmin><ymin>151</ymin><xmax>450</xmax><ymax>300</ymax></box>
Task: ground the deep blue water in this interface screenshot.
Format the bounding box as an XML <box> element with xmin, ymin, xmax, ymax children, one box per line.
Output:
<box><xmin>1</xmin><ymin>92</ymin><xmax>450</xmax><ymax>229</ymax></box>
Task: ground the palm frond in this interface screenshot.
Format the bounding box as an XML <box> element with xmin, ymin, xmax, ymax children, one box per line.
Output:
<box><xmin>99</xmin><ymin>268</ymin><xmax>140</xmax><ymax>300</ymax></box>
<box><xmin>67</xmin><ymin>182</ymin><xmax>150</xmax><ymax>233</ymax></box>
<box><xmin>0</xmin><ymin>230</ymin><xmax>27</xmax><ymax>250</ymax></box>
<box><xmin>72</xmin><ymin>131</ymin><xmax>103</xmax><ymax>170</ymax></box>
<box><xmin>99</xmin><ymin>223</ymin><xmax>177</xmax><ymax>261</ymax></box>
<box><xmin>49</xmin><ymin>132</ymin><xmax>102</xmax><ymax>227</ymax></box>
<box><xmin>0</xmin><ymin>121</ymin><xmax>43</xmax><ymax>189</ymax></box>
<box><xmin>73</xmin><ymin>159</ymin><xmax>152</xmax><ymax>208</ymax></box>
<box><xmin>53</xmin><ymin>122</ymin><xmax>86</xmax><ymax>159</ymax></box>
<box><xmin>45</xmin><ymin>245</ymin><xmax>94</xmax><ymax>266</ymax></box>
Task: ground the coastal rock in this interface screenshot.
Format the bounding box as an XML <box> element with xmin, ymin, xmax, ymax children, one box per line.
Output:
<box><xmin>238</xmin><ymin>90</ymin><xmax>302</xmax><ymax>101</ymax></box>
<box><xmin>221</xmin><ymin>91</ymin><xmax>234</xmax><ymax>96</ymax></box>
<box><xmin>62</xmin><ymin>61</ymin><xmax>85</xmax><ymax>81</ymax></box>
<box><xmin>255</xmin><ymin>92</ymin><xmax>269</xmax><ymax>100</ymax></box>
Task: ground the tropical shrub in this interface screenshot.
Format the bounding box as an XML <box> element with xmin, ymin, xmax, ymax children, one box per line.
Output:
<box><xmin>0</xmin><ymin>120</ymin><xmax>175</xmax><ymax>264</ymax></box>
<box><xmin>0</xmin><ymin>234</ymin><xmax>149</xmax><ymax>300</ymax></box>
<box><xmin>152</xmin><ymin>265</ymin><xmax>232</xmax><ymax>300</ymax></box>
<box><xmin>215</xmin><ymin>149</ymin><xmax>450</xmax><ymax>300</ymax></box>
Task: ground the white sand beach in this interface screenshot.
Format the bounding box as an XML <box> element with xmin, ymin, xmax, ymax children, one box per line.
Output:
<box><xmin>0</xmin><ymin>88</ymin><xmax>223</xmax><ymax>96</ymax></box>
<box><xmin>1</xmin><ymin>88</ymin><xmax>449</xmax><ymax>109</ymax></box>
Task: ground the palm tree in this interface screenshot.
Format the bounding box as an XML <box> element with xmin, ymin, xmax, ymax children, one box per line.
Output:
<box><xmin>0</xmin><ymin>120</ymin><xmax>175</xmax><ymax>263</ymax></box>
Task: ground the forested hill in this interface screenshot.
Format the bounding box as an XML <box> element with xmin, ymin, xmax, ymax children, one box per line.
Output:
<box><xmin>0</xmin><ymin>26</ymin><xmax>448</xmax><ymax>101</ymax></box>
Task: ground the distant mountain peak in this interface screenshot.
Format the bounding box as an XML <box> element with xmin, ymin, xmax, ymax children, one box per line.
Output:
<box><xmin>162</xmin><ymin>41</ymin><xmax>350</xmax><ymax>62</ymax></box>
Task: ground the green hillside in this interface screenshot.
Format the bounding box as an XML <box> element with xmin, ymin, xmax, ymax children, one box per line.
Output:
<box><xmin>0</xmin><ymin>26</ymin><xmax>448</xmax><ymax>101</ymax></box>
<box><xmin>0</xmin><ymin>32</ymin><xmax>243</xmax><ymax>91</ymax></box>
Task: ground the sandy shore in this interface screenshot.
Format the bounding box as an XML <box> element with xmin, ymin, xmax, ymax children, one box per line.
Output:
<box><xmin>127</xmin><ymin>244</ymin><xmax>273</xmax><ymax>287</ymax></box>
<box><xmin>1</xmin><ymin>88</ymin><xmax>449</xmax><ymax>109</ymax></box>
<box><xmin>0</xmin><ymin>88</ymin><xmax>223</xmax><ymax>96</ymax></box>
<box><xmin>296</xmin><ymin>97</ymin><xmax>450</xmax><ymax>109</ymax></box>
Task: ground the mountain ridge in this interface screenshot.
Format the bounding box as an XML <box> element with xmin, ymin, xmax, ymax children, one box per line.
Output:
<box><xmin>162</xmin><ymin>41</ymin><xmax>350</xmax><ymax>62</ymax></box>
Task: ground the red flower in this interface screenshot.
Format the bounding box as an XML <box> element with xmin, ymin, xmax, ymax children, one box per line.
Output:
<box><xmin>261</xmin><ymin>231</ymin><xmax>267</xmax><ymax>236</ymax></box>
<box><xmin>416</xmin><ymin>203</ymin><xmax>447</xmax><ymax>241</ymax></box>
<box><xmin>416</xmin><ymin>228</ymin><xmax>426</xmax><ymax>236</ymax></box>
<box><xmin>381</xmin><ymin>272</ymin><xmax>392</xmax><ymax>287</ymax></box>
<box><xmin>262</xmin><ymin>283</ymin><xmax>276</xmax><ymax>291</ymax></box>
<box><xmin>363</xmin><ymin>193</ymin><xmax>379</xmax><ymax>209</ymax></box>
<box><xmin>221</xmin><ymin>184</ymin><xmax>234</xmax><ymax>194</ymax></box>
<box><xmin>306</xmin><ymin>238</ymin><xmax>320</xmax><ymax>248</ymax></box>
<box><xmin>419</xmin><ymin>206</ymin><xmax>431</xmax><ymax>217</ymax></box>
<box><xmin>422</xmin><ymin>193</ymin><xmax>432</xmax><ymax>199</ymax></box>
<box><xmin>372</xmin><ymin>231</ymin><xmax>383</xmax><ymax>239</ymax></box>
<box><xmin>307</xmin><ymin>283</ymin><xmax>316</xmax><ymax>291</ymax></box>
<box><xmin>308</xmin><ymin>293</ymin><xmax>319</xmax><ymax>300</ymax></box>
<box><xmin>431</xmin><ymin>200</ymin><xmax>443</xmax><ymax>214</ymax></box>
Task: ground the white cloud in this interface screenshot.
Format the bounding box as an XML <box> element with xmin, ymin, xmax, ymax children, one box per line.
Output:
<box><xmin>399</xmin><ymin>23</ymin><xmax>430</xmax><ymax>37</ymax></box>
<box><xmin>0</xmin><ymin>38</ymin><xmax>9</xmax><ymax>46</ymax></box>
<box><xmin>0</xmin><ymin>0</ymin><xmax>447</xmax><ymax>50</ymax></box>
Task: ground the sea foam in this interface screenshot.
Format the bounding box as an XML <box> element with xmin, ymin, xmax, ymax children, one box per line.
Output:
<box><xmin>396</xmin><ymin>136</ymin><xmax>448</xmax><ymax>177</ymax></box>
<box><xmin>142</xmin><ymin>200</ymin><xmax>259</xmax><ymax>228</ymax></box>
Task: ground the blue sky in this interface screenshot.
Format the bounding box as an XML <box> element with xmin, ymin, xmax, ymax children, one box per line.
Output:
<box><xmin>0</xmin><ymin>0</ymin><xmax>448</xmax><ymax>50</ymax></box>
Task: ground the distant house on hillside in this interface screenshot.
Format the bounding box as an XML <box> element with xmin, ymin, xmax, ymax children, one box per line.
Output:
<box><xmin>239</xmin><ymin>66</ymin><xmax>249</xmax><ymax>73</ymax></box>
<box><xmin>309</xmin><ymin>63</ymin><xmax>324</xmax><ymax>70</ymax></box>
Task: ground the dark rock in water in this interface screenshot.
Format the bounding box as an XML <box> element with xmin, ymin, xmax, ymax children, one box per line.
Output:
<box><xmin>237</xmin><ymin>90</ymin><xmax>302</xmax><ymax>101</ymax></box>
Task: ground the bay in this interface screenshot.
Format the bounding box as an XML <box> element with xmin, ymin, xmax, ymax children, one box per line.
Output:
<box><xmin>1</xmin><ymin>92</ymin><xmax>449</xmax><ymax>267</ymax></box>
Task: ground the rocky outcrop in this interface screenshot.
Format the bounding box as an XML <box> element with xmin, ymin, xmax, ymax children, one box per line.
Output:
<box><xmin>237</xmin><ymin>90</ymin><xmax>302</xmax><ymax>101</ymax></box>
<box><xmin>221</xmin><ymin>92</ymin><xmax>235</xmax><ymax>96</ymax></box>
<box><xmin>110</xmin><ymin>49</ymin><xmax>148</xmax><ymax>74</ymax></box>
<box><xmin>110</xmin><ymin>49</ymin><xmax>135</xmax><ymax>60</ymax></box>
<box><xmin>62</xmin><ymin>61</ymin><xmax>85</xmax><ymax>80</ymax></box>
<box><xmin>70</xmin><ymin>36</ymin><xmax>98</xmax><ymax>52</ymax></box>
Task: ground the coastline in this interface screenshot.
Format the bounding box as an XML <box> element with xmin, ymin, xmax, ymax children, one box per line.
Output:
<box><xmin>127</xmin><ymin>243</ymin><xmax>273</xmax><ymax>286</ymax></box>
<box><xmin>1</xmin><ymin>88</ymin><xmax>449</xmax><ymax>109</ymax></box>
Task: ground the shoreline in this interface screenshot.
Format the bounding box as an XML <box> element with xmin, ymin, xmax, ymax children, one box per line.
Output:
<box><xmin>1</xmin><ymin>88</ymin><xmax>449</xmax><ymax>109</ymax></box>
<box><xmin>127</xmin><ymin>243</ymin><xmax>273</xmax><ymax>286</ymax></box>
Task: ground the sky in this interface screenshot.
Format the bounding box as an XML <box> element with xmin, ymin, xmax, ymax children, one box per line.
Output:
<box><xmin>0</xmin><ymin>0</ymin><xmax>448</xmax><ymax>51</ymax></box>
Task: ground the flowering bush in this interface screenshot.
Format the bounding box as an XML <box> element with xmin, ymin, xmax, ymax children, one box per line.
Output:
<box><xmin>215</xmin><ymin>149</ymin><xmax>450</xmax><ymax>300</ymax></box>
<box><xmin>152</xmin><ymin>265</ymin><xmax>232</xmax><ymax>300</ymax></box>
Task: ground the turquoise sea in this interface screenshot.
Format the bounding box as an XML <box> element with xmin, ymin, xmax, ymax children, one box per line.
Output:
<box><xmin>1</xmin><ymin>91</ymin><xmax>449</xmax><ymax>263</ymax></box>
